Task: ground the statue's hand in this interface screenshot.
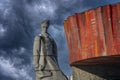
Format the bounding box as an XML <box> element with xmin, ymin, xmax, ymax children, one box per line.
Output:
<box><xmin>35</xmin><ymin>66</ymin><xmax>39</xmax><ymax>71</ymax></box>
<box><xmin>39</xmin><ymin>65</ymin><xmax>45</xmax><ymax>71</ymax></box>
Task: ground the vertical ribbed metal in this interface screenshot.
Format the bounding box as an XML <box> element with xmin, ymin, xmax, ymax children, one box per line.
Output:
<box><xmin>64</xmin><ymin>3</ymin><xmax>120</xmax><ymax>65</ymax></box>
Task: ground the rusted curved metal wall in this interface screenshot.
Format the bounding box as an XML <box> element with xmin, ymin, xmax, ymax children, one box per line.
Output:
<box><xmin>64</xmin><ymin>3</ymin><xmax>120</xmax><ymax>65</ymax></box>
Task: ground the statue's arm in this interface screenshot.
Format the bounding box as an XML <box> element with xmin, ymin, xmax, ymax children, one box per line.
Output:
<box><xmin>53</xmin><ymin>40</ymin><xmax>58</xmax><ymax>63</ymax></box>
<box><xmin>33</xmin><ymin>36</ymin><xmax>40</xmax><ymax>71</ymax></box>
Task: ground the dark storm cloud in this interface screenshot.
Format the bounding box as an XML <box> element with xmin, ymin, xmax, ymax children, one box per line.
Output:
<box><xmin>0</xmin><ymin>0</ymin><xmax>33</xmax><ymax>50</ymax></box>
<box><xmin>0</xmin><ymin>0</ymin><xmax>120</xmax><ymax>80</ymax></box>
<box><xmin>0</xmin><ymin>0</ymin><xmax>35</xmax><ymax>80</ymax></box>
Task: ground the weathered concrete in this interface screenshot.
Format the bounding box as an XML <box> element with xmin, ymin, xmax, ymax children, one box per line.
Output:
<box><xmin>72</xmin><ymin>64</ymin><xmax>120</xmax><ymax>80</ymax></box>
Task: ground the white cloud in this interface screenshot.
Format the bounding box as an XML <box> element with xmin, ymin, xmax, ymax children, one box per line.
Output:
<box><xmin>0</xmin><ymin>0</ymin><xmax>12</xmax><ymax>18</ymax></box>
<box><xmin>19</xmin><ymin>47</ymin><xmax>26</xmax><ymax>54</ymax></box>
<box><xmin>0</xmin><ymin>24</ymin><xmax>7</xmax><ymax>37</ymax></box>
<box><xmin>11</xmin><ymin>47</ymin><xmax>26</xmax><ymax>55</ymax></box>
<box><xmin>34</xmin><ymin>0</ymin><xmax>57</xmax><ymax>15</ymax></box>
<box><xmin>0</xmin><ymin>57</ymin><xmax>33</xmax><ymax>80</ymax></box>
<box><xmin>26</xmin><ymin>0</ymin><xmax>57</xmax><ymax>19</ymax></box>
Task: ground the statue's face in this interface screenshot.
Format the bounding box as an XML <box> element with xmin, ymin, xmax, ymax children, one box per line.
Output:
<box><xmin>41</xmin><ymin>20</ymin><xmax>50</xmax><ymax>33</ymax></box>
<box><xmin>41</xmin><ymin>23</ymin><xmax>49</xmax><ymax>32</ymax></box>
<box><xmin>41</xmin><ymin>23</ymin><xmax>48</xmax><ymax>28</ymax></box>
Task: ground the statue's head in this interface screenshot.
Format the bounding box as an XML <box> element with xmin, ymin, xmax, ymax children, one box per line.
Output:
<box><xmin>41</xmin><ymin>20</ymin><xmax>50</xmax><ymax>30</ymax></box>
<box><xmin>40</xmin><ymin>20</ymin><xmax>50</xmax><ymax>33</ymax></box>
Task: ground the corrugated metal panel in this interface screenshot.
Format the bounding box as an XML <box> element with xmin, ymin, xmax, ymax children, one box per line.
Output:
<box><xmin>76</xmin><ymin>13</ymin><xmax>86</xmax><ymax>60</ymax></box>
<box><xmin>67</xmin><ymin>17</ymin><xmax>74</xmax><ymax>63</ymax></box>
<box><xmin>95</xmin><ymin>7</ymin><xmax>106</xmax><ymax>57</ymax></box>
<box><xmin>76</xmin><ymin>14</ymin><xmax>85</xmax><ymax>59</ymax></box>
<box><xmin>102</xmin><ymin>5</ymin><xmax>114</xmax><ymax>56</ymax></box>
<box><xmin>64</xmin><ymin>3</ymin><xmax>120</xmax><ymax>65</ymax></box>
<box><xmin>111</xmin><ymin>3</ymin><xmax>120</xmax><ymax>55</ymax></box>
<box><xmin>74</xmin><ymin>14</ymin><xmax>82</xmax><ymax>61</ymax></box>
<box><xmin>86</xmin><ymin>9</ymin><xmax>99</xmax><ymax>59</ymax></box>
<box><xmin>69</xmin><ymin>15</ymin><xmax>81</xmax><ymax>63</ymax></box>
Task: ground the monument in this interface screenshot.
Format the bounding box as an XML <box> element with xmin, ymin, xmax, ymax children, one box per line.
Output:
<box><xmin>33</xmin><ymin>20</ymin><xmax>68</xmax><ymax>80</ymax></box>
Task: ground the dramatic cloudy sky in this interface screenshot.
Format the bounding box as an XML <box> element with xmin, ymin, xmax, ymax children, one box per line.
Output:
<box><xmin>0</xmin><ymin>0</ymin><xmax>120</xmax><ymax>80</ymax></box>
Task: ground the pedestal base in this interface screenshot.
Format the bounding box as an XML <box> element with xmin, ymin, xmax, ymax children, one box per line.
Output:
<box><xmin>72</xmin><ymin>64</ymin><xmax>120</xmax><ymax>80</ymax></box>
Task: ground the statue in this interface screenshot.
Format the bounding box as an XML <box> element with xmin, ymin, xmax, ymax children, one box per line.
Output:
<box><xmin>33</xmin><ymin>20</ymin><xmax>68</xmax><ymax>80</ymax></box>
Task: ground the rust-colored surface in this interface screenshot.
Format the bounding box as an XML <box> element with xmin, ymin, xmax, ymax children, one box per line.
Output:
<box><xmin>64</xmin><ymin>3</ymin><xmax>120</xmax><ymax>65</ymax></box>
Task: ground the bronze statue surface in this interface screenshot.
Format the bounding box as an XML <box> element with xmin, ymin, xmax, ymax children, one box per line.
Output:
<box><xmin>33</xmin><ymin>20</ymin><xmax>68</xmax><ymax>80</ymax></box>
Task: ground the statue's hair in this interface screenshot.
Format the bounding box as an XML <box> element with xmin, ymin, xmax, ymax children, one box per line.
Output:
<box><xmin>41</xmin><ymin>20</ymin><xmax>50</xmax><ymax>26</ymax></box>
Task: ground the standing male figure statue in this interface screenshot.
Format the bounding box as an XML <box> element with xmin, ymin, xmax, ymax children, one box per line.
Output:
<box><xmin>33</xmin><ymin>20</ymin><xmax>68</xmax><ymax>80</ymax></box>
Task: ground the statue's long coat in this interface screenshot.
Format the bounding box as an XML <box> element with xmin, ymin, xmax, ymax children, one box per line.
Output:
<box><xmin>33</xmin><ymin>34</ymin><xmax>68</xmax><ymax>80</ymax></box>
